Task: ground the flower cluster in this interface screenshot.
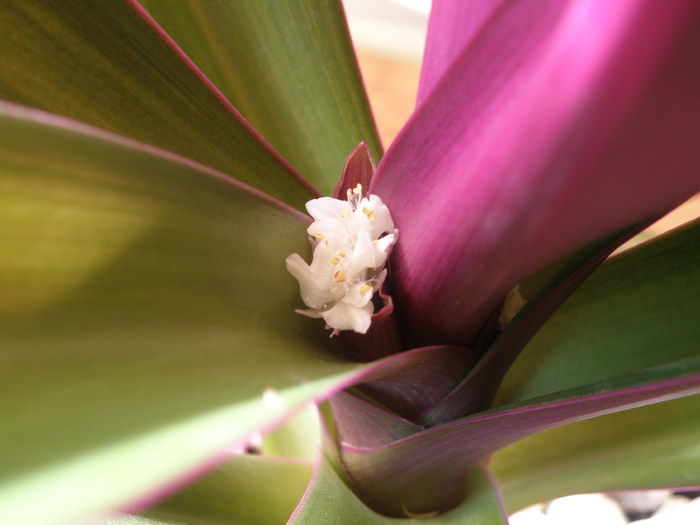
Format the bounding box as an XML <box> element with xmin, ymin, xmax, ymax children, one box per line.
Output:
<box><xmin>286</xmin><ymin>184</ymin><xmax>397</xmax><ymax>334</ymax></box>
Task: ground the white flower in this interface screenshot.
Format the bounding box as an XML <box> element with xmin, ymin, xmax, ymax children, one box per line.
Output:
<box><xmin>286</xmin><ymin>184</ymin><xmax>398</xmax><ymax>335</ymax></box>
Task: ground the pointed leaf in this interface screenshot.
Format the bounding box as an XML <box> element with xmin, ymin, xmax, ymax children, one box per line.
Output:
<box><xmin>139</xmin><ymin>1</ymin><xmax>383</xmax><ymax>195</ymax></box>
<box><xmin>491</xmin><ymin>393</ymin><xmax>700</xmax><ymax>512</ymax></box>
<box><xmin>0</xmin><ymin>103</ymin><xmax>365</xmax><ymax>524</ymax></box>
<box><xmin>333</xmin><ymin>142</ymin><xmax>377</xmax><ymax>200</ymax></box>
<box><xmin>356</xmin><ymin>345</ymin><xmax>477</xmax><ymax>419</ymax></box>
<box><xmin>372</xmin><ymin>0</ymin><xmax>700</xmax><ymax>346</ymax></box>
<box><xmin>495</xmin><ymin>218</ymin><xmax>700</xmax><ymax>405</ymax></box>
<box><xmin>341</xmin><ymin>359</ymin><xmax>700</xmax><ymax>516</ymax></box>
<box><xmin>329</xmin><ymin>391</ymin><xmax>421</xmax><ymax>448</ymax></box>
<box><xmin>0</xmin><ymin>0</ymin><xmax>314</xmax><ymax>208</ymax></box>
<box><xmin>418</xmin><ymin>222</ymin><xmax>648</xmax><ymax>425</ymax></box>
<box><xmin>337</xmin><ymin>219</ymin><xmax>700</xmax><ymax>515</ymax></box>
<box><xmin>417</xmin><ymin>0</ymin><xmax>504</xmax><ymax>105</ymax></box>
<box><xmin>289</xmin><ymin>455</ymin><xmax>507</xmax><ymax>524</ymax></box>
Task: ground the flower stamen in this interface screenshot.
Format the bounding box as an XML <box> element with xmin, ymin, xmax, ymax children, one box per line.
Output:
<box><xmin>285</xmin><ymin>185</ymin><xmax>397</xmax><ymax>334</ymax></box>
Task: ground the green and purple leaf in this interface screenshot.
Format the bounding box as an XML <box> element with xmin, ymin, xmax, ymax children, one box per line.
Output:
<box><xmin>289</xmin><ymin>455</ymin><xmax>508</xmax><ymax>524</ymax></box>
<box><xmin>333</xmin><ymin>219</ymin><xmax>700</xmax><ymax>516</ymax></box>
<box><xmin>417</xmin><ymin>221</ymin><xmax>650</xmax><ymax>425</ymax></box>
<box><xmin>373</xmin><ymin>0</ymin><xmax>700</xmax><ymax>347</ymax></box>
<box><xmin>143</xmin><ymin>454</ymin><xmax>313</xmax><ymax>525</ymax></box>
<box><xmin>138</xmin><ymin>0</ymin><xmax>382</xmax><ymax>196</ymax></box>
<box><xmin>0</xmin><ymin>103</ymin><xmax>365</xmax><ymax>524</ymax></box>
<box><xmin>492</xmin><ymin>393</ymin><xmax>700</xmax><ymax>512</ymax></box>
<box><xmin>0</xmin><ymin>0</ymin><xmax>314</xmax><ymax>208</ymax></box>
<box><xmin>495</xmin><ymin>218</ymin><xmax>700</xmax><ymax>404</ymax></box>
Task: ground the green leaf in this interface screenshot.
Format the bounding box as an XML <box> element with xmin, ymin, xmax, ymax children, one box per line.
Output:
<box><xmin>491</xmin><ymin>393</ymin><xmax>700</xmax><ymax>512</ymax></box>
<box><xmin>494</xmin><ymin>218</ymin><xmax>700</xmax><ymax>405</ymax></box>
<box><xmin>289</xmin><ymin>456</ymin><xmax>508</xmax><ymax>524</ymax></box>
<box><xmin>139</xmin><ymin>0</ymin><xmax>383</xmax><ymax>196</ymax></box>
<box><xmin>0</xmin><ymin>103</ymin><xmax>364</xmax><ymax>524</ymax></box>
<box><xmin>262</xmin><ymin>405</ymin><xmax>322</xmax><ymax>462</ymax></box>
<box><xmin>77</xmin><ymin>514</ymin><xmax>174</xmax><ymax>525</ymax></box>
<box><xmin>0</xmin><ymin>0</ymin><xmax>314</xmax><ymax>208</ymax></box>
<box><xmin>144</xmin><ymin>454</ymin><xmax>313</xmax><ymax>525</ymax></box>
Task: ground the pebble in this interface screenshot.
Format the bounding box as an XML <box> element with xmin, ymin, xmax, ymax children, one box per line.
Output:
<box><xmin>546</xmin><ymin>494</ymin><xmax>627</xmax><ymax>525</ymax></box>
<box><xmin>611</xmin><ymin>490</ymin><xmax>670</xmax><ymax>519</ymax></box>
<box><xmin>509</xmin><ymin>493</ymin><xmax>700</xmax><ymax>525</ymax></box>
<box><xmin>509</xmin><ymin>504</ymin><xmax>549</xmax><ymax>525</ymax></box>
<box><xmin>631</xmin><ymin>496</ymin><xmax>700</xmax><ymax>524</ymax></box>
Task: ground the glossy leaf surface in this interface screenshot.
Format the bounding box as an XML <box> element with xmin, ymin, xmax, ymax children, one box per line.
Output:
<box><xmin>418</xmin><ymin>0</ymin><xmax>504</xmax><ymax>105</ymax></box>
<box><xmin>418</xmin><ymin>222</ymin><xmax>648</xmax><ymax>425</ymax></box>
<box><xmin>491</xmin><ymin>393</ymin><xmax>700</xmax><ymax>512</ymax></box>
<box><xmin>339</xmin><ymin>220</ymin><xmax>700</xmax><ymax>516</ymax></box>
<box><xmin>140</xmin><ymin>0</ymin><xmax>382</xmax><ymax>196</ymax></box>
<box><xmin>495</xmin><ymin>218</ymin><xmax>700</xmax><ymax>405</ymax></box>
<box><xmin>145</xmin><ymin>455</ymin><xmax>313</xmax><ymax>525</ymax></box>
<box><xmin>374</xmin><ymin>0</ymin><xmax>700</xmax><ymax>347</ymax></box>
<box><xmin>0</xmin><ymin>104</ymin><xmax>362</xmax><ymax>524</ymax></box>
<box><xmin>289</xmin><ymin>456</ymin><xmax>507</xmax><ymax>524</ymax></box>
<box><xmin>0</xmin><ymin>0</ymin><xmax>314</xmax><ymax>208</ymax></box>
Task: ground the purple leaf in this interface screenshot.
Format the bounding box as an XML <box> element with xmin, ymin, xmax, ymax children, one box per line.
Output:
<box><xmin>416</xmin><ymin>222</ymin><xmax>649</xmax><ymax>425</ymax></box>
<box><xmin>333</xmin><ymin>141</ymin><xmax>377</xmax><ymax>199</ymax></box>
<box><xmin>355</xmin><ymin>345</ymin><xmax>477</xmax><ymax>418</ymax></box>
<box><xmin>340</xmin><ymin>359</ymin><xmax>700</xmax><ymax>516</ymax></box>
<box><xmin>417</xmin><ymin>0</ymin><xmax>505</xmax><ymax>105</ymax></box>
<box><xmin>329</xmin><ymin>391</ymin><xmax>421</xmax><ymax>448</ymax></box>
<box><xmin>372</xmin><ymin>0</ymin><xmax>700</xmax><ymax>347</ymax></box>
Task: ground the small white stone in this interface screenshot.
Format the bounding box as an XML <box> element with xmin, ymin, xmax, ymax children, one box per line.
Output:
<box><xmin>262</xmin><ymin>387</ymin><xmax>287</xmax><ymax>410</ymax></box>
<box><xmin>546</xmin><ymin>494</ymin><xmax>627</xmax><ymax>525</ymax></box>
<box><xmin>612</xmin><ymin>490</ymin><xmax>670</xmax><ymax>516</ymax></box>
<box><xmin>630</xmin><ymin>496</ymin><xmax>700</xmax><ymax>524</ymax></box>
<box><xmin>510</xmin><ymin>504</ymin><xmax>551</xmax><ymax>524</ymax></box>
<box><xmin>652</xmin><ymin>495</ymin><xmax>692</xmax><ymax>516</ymax></box>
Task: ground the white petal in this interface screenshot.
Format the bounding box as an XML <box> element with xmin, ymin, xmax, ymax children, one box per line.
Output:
<box><xmin>294</xmin><ymin>308</ymin><xmax>323</xmax><ymax>319</ymax></box>
<box><xmin>321</xmin><ymin>301</ymin><xmax>374</xmax><ymax>334</ymax></box>
<box><xmin>349</xmin><ymin>229</ymin><xmax>377</xmax><ymax>269</ymax></box>
<box><xmin>373</xmin><ymin>232</ymin><xmax>397</xmax><ymax>263</ymax></box>
<box><xmin>344</xmin><ymin>283</ymin><xmax>374</xmax><ymax>308</ymax></box>
<box><xmin>365</xmin><ymin>195</ymin><xmax>394</xmax><ymax>238</ymax></box>
<box><xmin>306</xmin><ymin>197</ymin><xmax>352</xmax><ymax>222</ymax></box>
<box><xmin>285</xmin><ymin>253</ymin><xmax>334</xmax><ymax>309</ymax></box>
<box><xmin>372</xmin><ymin>268</ymin><xmax>388</xmax><ymax>292</ymax></box>
<box><xmin>287</xmin><ymin>191</ymin><xmax>397</xmax><ymax>335</ymax></box>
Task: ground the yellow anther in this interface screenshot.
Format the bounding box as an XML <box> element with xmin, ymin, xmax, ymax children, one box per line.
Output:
<box><xmin>353</xmin><ymin>184</ymin><xmax>362</xmax><ymax>194</ymax></box>
<box><xmin>313</xmin><ymin>233</ymin><xmax>325</xmax><ymax>239</ymax></box>
<box><xmin>331</xmin><ymin>256</ymin><xmax>340</xmax><ymax>265</ymax></box>
<box><xmin>334</xmin><ymin>270</ymin><xmax>346</xmax><ymax>282</ymax></box>
<box><xmin>341</xmin><ymin>209</ymin><xmax>349</xmax><ymax>217</ymax></box>
<box><xmin>338</xmin><ymin>251</ymin><xmax>347</xmax><ymax>257</ymax></box>
<box><xmin>360</xmin><ymin>284</ymin><xmax>372</xmax><ymax>294</ymax></box>
<box><xmin>363</xmin><ymin>207</ymin><xmax>375</xmax><ymax>221</ymax></box>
